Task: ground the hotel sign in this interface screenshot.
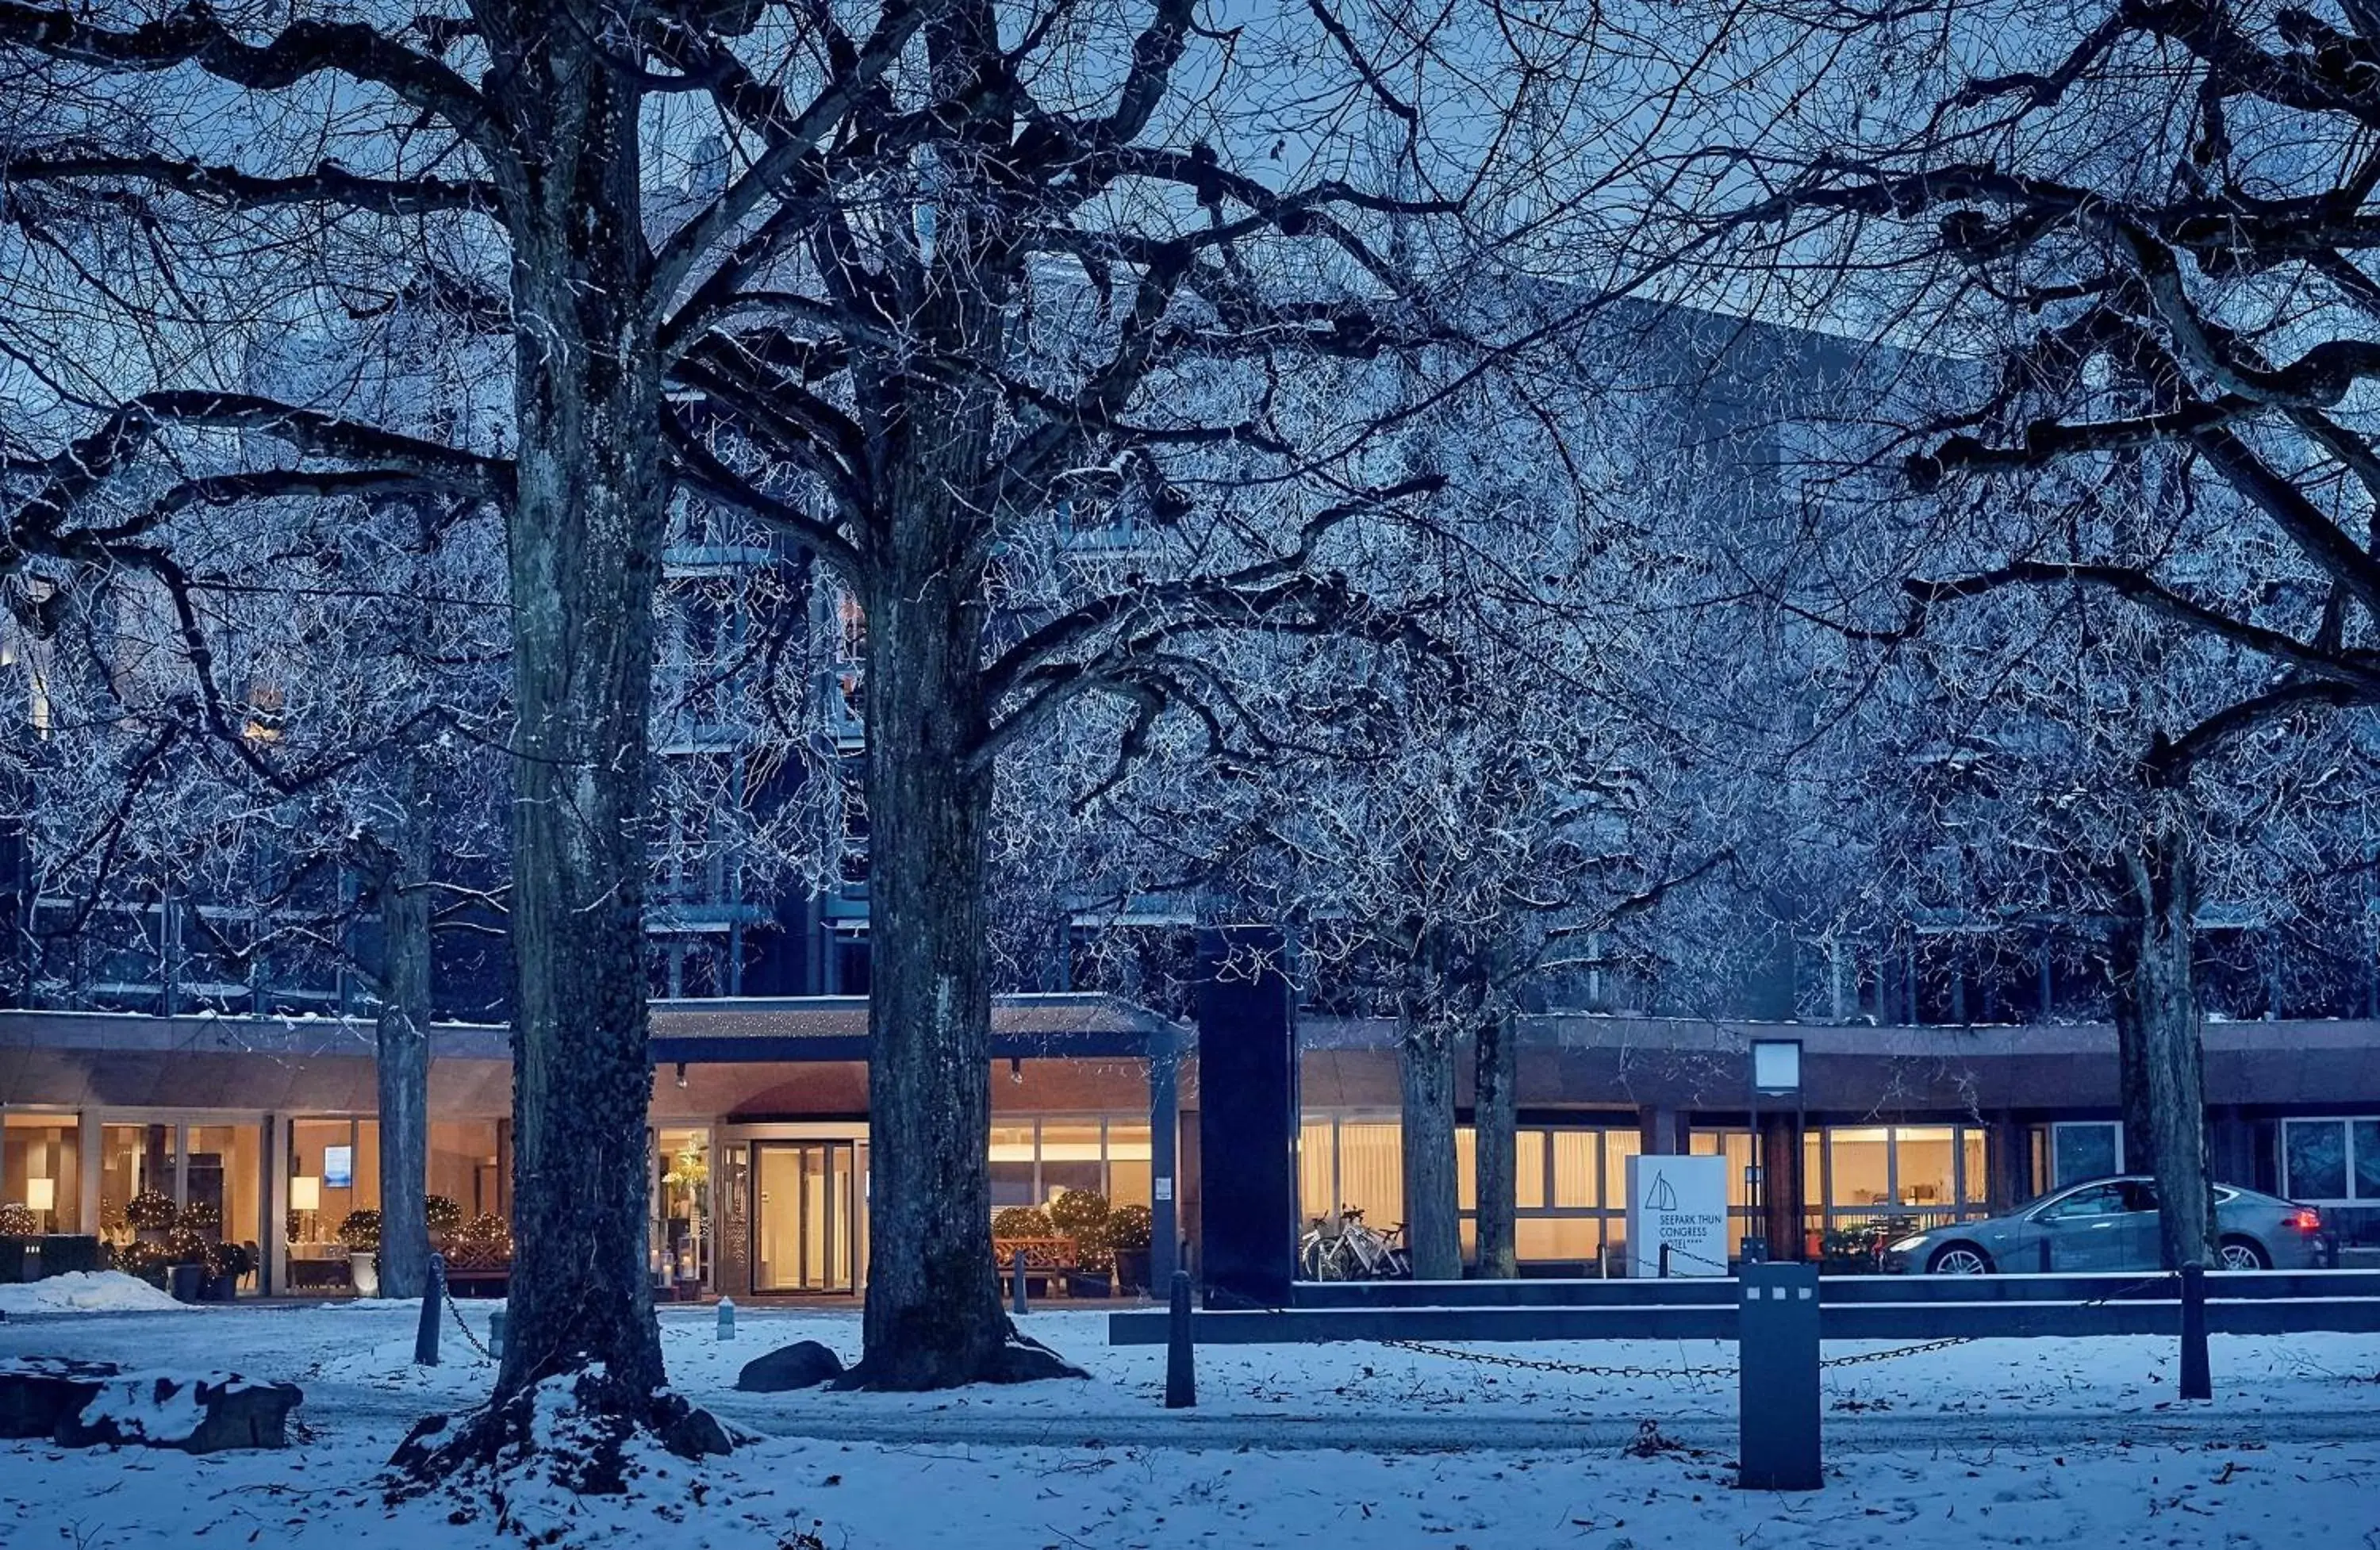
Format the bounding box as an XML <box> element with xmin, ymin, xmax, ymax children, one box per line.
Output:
<box><xmin>1625</xmin><ymin>1153</ymin><xmax>1729</xmax><ymax>1276</ymax></box>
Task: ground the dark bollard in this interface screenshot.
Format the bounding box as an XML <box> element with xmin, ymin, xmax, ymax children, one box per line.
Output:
<box><xmin>2037</xmin><ymin>1237</ymin><xmax>2053</xmax><ymax>1273</ymax></box>
<box><xmin>2178</xmin><ymin>1260</ymin><xmax>2211</xmax><ymax>1401</ymax></box>
<box><xmin>1660</xmin><ymin>1243</ymin><xmax>1672</xmax><ymax>1279</ymax></box>
<box><xmin>1737</xmin><ymin>1260</ymin><xmax>1821</xmax><ymax>1491</ymax></box>
<box><xmin>489</xmin><ymin>1305</ymin><xmax>507</xmax><ymax>1360</ymax></box>
<box><xmin>1012</xmin><ymin>1249</ymin><xmax>1029</xmax><ymax>1317</ymax></box>
<box><xmin>413</xmin><ymin>1254</ymin><xmax>446</xmax><ymax>1368</ymax></box>
<box><xmin>1165</xmin><ymin>1271</ymin><xmax>1196</xmax><ymax>1409</ymax></box>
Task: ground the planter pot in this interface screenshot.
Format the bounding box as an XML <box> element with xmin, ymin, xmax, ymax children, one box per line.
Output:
<box><xmin>1113</xmin><ymin>1249</ymin><xmax>1152</xmax><ymax>1295</ymax></box>
<box><xmin>202</xmin><ymin>1272</ymin><xmax>240</xmax><ymax>1303</ymax></box>
<box><xmin>169</xmin><ymin>1263</ymin><xmax>206</xmax><ymax>1304</ymax></box>
<box><xmin>350</xmin><ymin>1250</ymin><xmax>380</xmax><ymax>1298</ymax></box>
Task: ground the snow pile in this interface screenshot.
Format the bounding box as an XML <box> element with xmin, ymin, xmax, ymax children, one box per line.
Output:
<box><xmin>389</xmin><ymin>1367</ymin><xmax>741</xmax><ymax>1548</ymax></box>
<box><xmin>0</xmin><ymin>1271</ymin><xmax>188</xmax><ymax>1315</ymax></box>
<box><xmin>72</xmin><ymin>1372</ymin><xmax>217</xmax><ymax>1444</ymax></box>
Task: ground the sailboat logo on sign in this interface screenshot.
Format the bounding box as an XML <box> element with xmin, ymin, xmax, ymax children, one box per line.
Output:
<box><xmin>1649</xmin><ymin>1172</ymin><xmax>1678</xmax><ymax>1211</ymax></box>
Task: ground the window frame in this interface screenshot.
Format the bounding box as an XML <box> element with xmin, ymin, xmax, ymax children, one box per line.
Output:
<box><xmin>2279</xmin><ymin>1116</ymin><xmax>2380</xmax><ymax>1205</ymax></box>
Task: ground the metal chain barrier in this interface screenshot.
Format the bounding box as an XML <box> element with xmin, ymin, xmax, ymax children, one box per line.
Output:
<box><xmin>443</xmin><ymin>1283</ymin><xmax>494</xmax><ymax>1362</ymax></box>
<box><xmin>1322</xmin><ymin>1266</ymin><xmax>2193</xmax><ymax>1383</ymax></box>
<box><xmin>1664</xmin><ymin>1245</ymin><xmax>1735</xmax><ymax>1275</ymax></box>
<box><xmin>1819</xmin><ymin>1335</ymin><xmax>1970</xmax><ymax>1368</ymax></box>
<box><xmin>1376</xmin><ymin>1336</ymin><xmax>1737</xmax><ymax>1381</ymax></box>
<box><xmin>2079</xmin><ymin>1270</ymin><xmax>2177</xmax><ymax>1308</ymax></box>
<box><xmin>1818</xmin><ymin>1268</ymin><xmax>2180</xmax><ymax>1368</ymax></box>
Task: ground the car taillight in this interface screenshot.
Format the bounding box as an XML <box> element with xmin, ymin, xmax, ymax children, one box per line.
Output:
<box><xmin>2292</xmin><ymin>1208</ymin><xmax>2321</xmax><ymax>1233</ymax></box>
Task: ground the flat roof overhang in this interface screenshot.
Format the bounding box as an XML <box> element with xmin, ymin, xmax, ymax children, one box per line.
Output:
<box><xmin>647</xmin><ymin>993</ymin><xmax>1188</xmax><ymax>1065</ymax></box>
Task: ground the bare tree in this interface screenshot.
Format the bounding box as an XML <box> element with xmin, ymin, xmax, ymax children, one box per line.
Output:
<box><xmin>651</xmin><ymin>6</ymin><xmax>1645</xmax><ymax>1381</ymax></box>
<box><xmin>988</xmin><ymin>305</ymin><xmax>1755</xmax><ymax>1280</ymax></box>
<box><xmin>1645</xmin><ymin>0</ymin><xmax>2380</xmax><ymax>1264</ymax></box>
<box><xmin>0</xmin><ymin>448</ymin><xmax>513</xmax><ymax>1300</ymax></box>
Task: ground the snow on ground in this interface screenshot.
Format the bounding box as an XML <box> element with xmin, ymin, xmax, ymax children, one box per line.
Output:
<box><xmin>1</xmin><ymin>1301</ymin><xmax>2376</xmax><ymax>1548</ymax></box>
<box><xmin>0</xmin><ymin>1270</ymin><xmax>188</xmax><ymax>1316</ymax></box>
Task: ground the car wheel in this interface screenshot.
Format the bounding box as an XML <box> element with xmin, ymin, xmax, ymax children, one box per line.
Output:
<box><xmin>1927</xmin><ymin>1243</ymin><xmax>1994</xmax><ymax>1276</ymax></box>
<box><xmin>2217</xmin><ymin>1237</ymin><xmax>2269</xmax><ymax>1272</ymax></box>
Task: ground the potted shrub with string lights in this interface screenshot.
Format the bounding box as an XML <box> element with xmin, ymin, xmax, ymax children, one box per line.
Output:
<box><xmin>338</xmin><ymin>1210</ymin><xmax>382</xmax><ymax>1296</ymax></box>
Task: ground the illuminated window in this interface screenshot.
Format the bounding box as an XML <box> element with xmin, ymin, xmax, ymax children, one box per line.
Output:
<box><xmin>1335</xmin><ymin>1123</ymin><xmax>1403</xmax><ymax>1222</ymax></box>
<box><xmin>2</xmin><ymin>1114</ymin><xmax>81</xmax><ymax>1233</ymax></box>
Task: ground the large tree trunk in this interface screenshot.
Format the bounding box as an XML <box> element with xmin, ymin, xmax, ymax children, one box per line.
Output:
<box><xmin>1397</xmin><ymin>927</ymin><xmax>1464</xmax><ymax>1281</ymax></box>
<box><xmin>372</xmin><ymin>833</ymin><xmax>433</xmax><ymax>1303</ymax></box>
<box><xmin>842</xmin><ymin>3</ymin><xmax>1082</xmax><ymax>1391</ymax></box>
<box><xmin>487</xmin><ymin>39</ymin><xmax>666</xmax><ymax>1404</ymax></box>
<box><xmin>850</xmin><ymin>557</ymin><xmax>1008</xmax><ymax>1387</ymax></box>
<box><xmin>2108</xmin><ymin>796</ymin><xmax>2217</xmax><ymax>1271</ymax></box>
<box><xmin>1471</xmin><ymin>979</ymin><xmax>1519</xmax><ymax>1280</ymax></box>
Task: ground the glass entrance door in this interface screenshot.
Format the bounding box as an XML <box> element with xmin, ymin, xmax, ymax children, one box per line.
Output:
<box><xmin>752</xmin><ymin>1141</ymin><xmax>862</xmax><ymax>1293</ymax></box>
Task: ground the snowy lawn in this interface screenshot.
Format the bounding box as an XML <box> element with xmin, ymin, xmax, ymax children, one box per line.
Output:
<box><xmin>1</xmin><ymin>1301</ymin><xmax>2376</xmax><ymax>1547</ymax></box>
<box><xmin>12</xmin><ymin>1300</ymin><xmax>2367</xmax><ymax>1430</ymax></box>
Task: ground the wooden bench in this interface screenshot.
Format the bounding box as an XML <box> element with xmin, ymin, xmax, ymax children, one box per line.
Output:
<box><xmin>992</xmin><ymin>1236</ymin><xmax>1085</xmax><ymax>1298</ymax></box>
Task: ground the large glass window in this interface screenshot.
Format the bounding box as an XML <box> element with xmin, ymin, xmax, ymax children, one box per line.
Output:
<box><xmin>429</xmin><ymin>1122</ymin><xmax>505</xmax><ymax>1221</ymax></box>
<box><xmin>2</xmin><ymin>1113</ymin><xmax>82</xmax><ymax>1233</ymax></box>
<box><xmin>1551</xmin><ymin>1130</ymin><xmax>1599</xmax><ymax>1208</ymax></box>
<box><xmin>2051</xmin><ymin>1122</ymin><xmax>2121</xmax><ymax>1187</ymax></box>
<box><xmin>183</xmin><ymin>1125</ymin><xmax>261</xmax><ymax>1278</ymax></box>
<box><xmin>987</xmin><ymin>1118</ymin><xmax>1160</xmax><ymax>1215</ymax></box>
<box><xmin>1304</xmin><ymin>1115</ymin><xmax>1635</xmax><ymax>1272</ymax></box>
<box><xmin>1299</xmin><ymin>1119</ymin><xmax>1336</xmax><ymax>1222</ymax></box>
<box><xmin>1829</xmin><ymin>1127</ymin><xmax>1892</xmax><ymax>1207</ymax></box>
<box><xmin>1602</xmin><ymin>1132</ymin><xmax>1640</xmax><ymax>1211</ymax></box>
<box><xmin>988</xmin><ymin>1125</ymin><xmax>1037</xmax><ymax>1209</ymax></box>
<box><xmin>1515</xmin><ymin>1132</ymin><xmax>1549</xmax><ymax>1209</ymax></box>
<box><xmin>653</xmin><ymin>1127</ymin><xmax>709</xmax><ymax>1287</ymax></box>
<box><xmin>101</xmin><ymin>1123</ymin><xmax>169</xmax><ymax>1238</ymax></box>
<box><xmin>1802</xmin><ymin>1123</ymin><xmax>1994</xmax><ymax>1241</ymax></box>
<box><xmin>2282</xmin><ymin>1118</ymin><xmax>2380</xmax><ymax>1203</ymax></box>
<box><xmin>1038</xmin><ymin>1122</ymin><xmax>1105</xmax><ymax>1200</ymax></box>
<box><xmin>1106</xmin><ymin>1122</ymin><xmax>1154</xmax><ymax>1209</ymax></box>
<box><xmin>1457</xmin><ymin>1129</ymin><xmax>1550</xmax><ymax>1211</ymax></box>
<box><xmin>1335</xmin><ymin>1122</ymin><xmax>1403</xmax><ymax>1222</ymax></box>
<box><xmin>1894</xmin><ymin>1127</ymin><xmax>1956</xmax><ymax>1208</ymax></box>
<box><xmin>288</xmin><ymin>1118</ymin><xmax>381</xmax><ymax>1260</ymax></box>
<box><xmin>1517</xmin><ymin>1217</ymin><xmax>1602</xmax><ymax>1261</ymax></box>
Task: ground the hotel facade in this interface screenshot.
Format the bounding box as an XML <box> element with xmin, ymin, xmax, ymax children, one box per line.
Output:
<box><xmin>4</xmin><ymin>996</ymin><xmax>2377</xmax><ymax>1297</ymax></box>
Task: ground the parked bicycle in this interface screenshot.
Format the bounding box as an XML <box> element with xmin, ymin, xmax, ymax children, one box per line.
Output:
<box><xmin>1299</xmin><ymin>1206</ymin><xmax>1413</xmax><ymax>1280</ymax></box>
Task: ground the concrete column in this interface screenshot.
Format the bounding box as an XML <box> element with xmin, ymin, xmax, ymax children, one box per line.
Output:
<box><xmin>1637</xmin><ymin>1105</ymin><xmax>1686</xmax><ymax>1156</ymax></box>
<box><xmin>1760</xmin><ymin>1116</ymin><xmax>1802</xmax><ymax>1260</ymax></box>
<box><xmin>76</xmin><ymin>1115</ymin><xmax>101</xmax><ymax>1243</ymax></box>
<box><xmin>1149</xmin><ymin>1026</ymin><xmax>1180</xmax><ymax>1291</ymax></box>
<box><xmin>1988</xmin><ymin>1113</ymin><xmax>2028</xmax><ymax>1213</ymax></box>
<box><xmin>261</xmin><ymin>1114</ymin><xmax>284</xmax><ymax>1297</ymax></box>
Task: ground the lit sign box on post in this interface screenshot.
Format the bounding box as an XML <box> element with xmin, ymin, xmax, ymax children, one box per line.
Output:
<box><xmin>1626</xmin><ymin>1153</ymin><xmax>1730</xmax><ymax>1277</ymax></box>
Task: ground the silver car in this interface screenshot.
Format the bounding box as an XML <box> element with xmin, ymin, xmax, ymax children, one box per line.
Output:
<box><xmin>1880</xmin><ymin>1176</ymin><xmax>2328</xmax><ymax>1275</ymax></box>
